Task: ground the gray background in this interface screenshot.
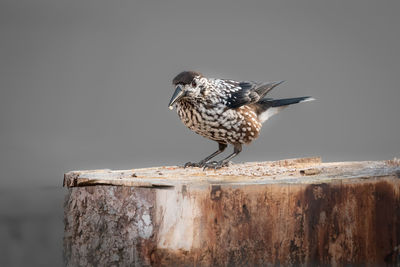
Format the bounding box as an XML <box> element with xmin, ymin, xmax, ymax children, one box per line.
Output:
<box><xmin>1</xmin><ymin>0</ymin><xmax>399</xmax><ymax>265</ymax></box>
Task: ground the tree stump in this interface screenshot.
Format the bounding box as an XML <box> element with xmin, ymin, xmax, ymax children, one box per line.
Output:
<box><xmin>63</xmin><ymin>157</ymin><xmax>400</xmax><ymax>266</ymax></box>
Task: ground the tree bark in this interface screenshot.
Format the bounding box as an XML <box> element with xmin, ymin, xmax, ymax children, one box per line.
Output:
<box><xmin>63</xmin><ymin>157</ymin><xmax>400</xmax><ymax>266</ymax></box>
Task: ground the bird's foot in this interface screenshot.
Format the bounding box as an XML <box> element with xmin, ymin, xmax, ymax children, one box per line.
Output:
<box><xmin>203</xmin><ymin>161</ymin><xmax>231</xmax><ymax>170</ymax></box>
<box><xmin>184</xmin><ymin>161</ymin><xmax>205</xmax><ymax>168</ymax></box>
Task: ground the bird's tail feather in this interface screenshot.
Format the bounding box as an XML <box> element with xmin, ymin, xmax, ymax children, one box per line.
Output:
<box><xmin>256</xmin><ymin>96</ymin><xmax>315</xmax><ymax>123</ymax></box>
<box><xmin>270</xmin><ymin>96</ymin><xmax>315</xmax><ymax>107</ymax></box>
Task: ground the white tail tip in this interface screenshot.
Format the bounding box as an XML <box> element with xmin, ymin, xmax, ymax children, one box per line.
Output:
<box><xmin>301</xmin><ymin>97</ymin><xmax>316</xmax><ymax>103</ymax></box>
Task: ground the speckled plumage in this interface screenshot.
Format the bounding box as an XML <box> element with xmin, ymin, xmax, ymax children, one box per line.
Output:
<box><xmin>168</xmin><ymin>71</ymin><xmax>314</xmax><ymax>169</ymax></box>
<box><xmin>176</xmin><ymin>97</ymin><xmax>261</xmax><ymax>145</ymax></box>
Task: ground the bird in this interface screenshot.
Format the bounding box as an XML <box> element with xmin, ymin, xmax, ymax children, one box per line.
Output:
<box><xmin>168</xmin><ymin>71</ymin><xmax>314</xmax><ymax>170</ymax></box>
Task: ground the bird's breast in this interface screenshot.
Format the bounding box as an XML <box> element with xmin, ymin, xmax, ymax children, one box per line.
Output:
<box><xmin>177</xmin><ymin>101</ymin><xmax>262</xmax><ymax>144</ymax></box>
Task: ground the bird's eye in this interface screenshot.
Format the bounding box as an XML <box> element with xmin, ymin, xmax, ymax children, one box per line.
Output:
<box><xmin>191</xmin><ymin>81</ymin><xmax>197</xmax><ymax>87</ymax></box>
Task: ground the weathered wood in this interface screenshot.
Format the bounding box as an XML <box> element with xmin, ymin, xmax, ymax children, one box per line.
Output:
<box><xmin>63</xmin><ymin>157</ymin><xmax>400</xmax><ymax>266</ymax></box>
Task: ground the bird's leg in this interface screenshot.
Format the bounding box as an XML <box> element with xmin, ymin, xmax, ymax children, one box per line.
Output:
<box><xmin>184</xmin><ymin>143</ymin><xmax>227</xmax><ymax>168</ymax></box>
<box><xmin>203</xmin><ymin>144</ymin><xmax>242</xmax><ymax>170</ymax></box>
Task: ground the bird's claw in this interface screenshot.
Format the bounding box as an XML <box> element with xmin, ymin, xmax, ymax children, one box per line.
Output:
<box><xmin>184</xmin><ymin>162</ymin><xmax>204</xmax><ymax>168</ymax></box>
<box><xmin>203</xmin><ymin>161</ymin><xmax>230</xmax><ymax>170</ymax></box>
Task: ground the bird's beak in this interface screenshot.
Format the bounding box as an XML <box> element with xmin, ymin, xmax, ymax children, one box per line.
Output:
<box><xmin>168</xmin><ymin>86</ymin><xmax>185</xmax><ymax>110</ymax></box>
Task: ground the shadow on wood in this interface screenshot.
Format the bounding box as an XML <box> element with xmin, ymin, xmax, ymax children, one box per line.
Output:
<box><xmin>63</xmin><ymin>157</ymin><xmax>400</xmax><ymax>266</ymax></box>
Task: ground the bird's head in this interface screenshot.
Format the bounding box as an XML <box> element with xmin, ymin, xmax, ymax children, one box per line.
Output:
<box><xmin>168</xmin><ymin>71</ymin><xmax>207</xmax><ymax>110</ymax></box>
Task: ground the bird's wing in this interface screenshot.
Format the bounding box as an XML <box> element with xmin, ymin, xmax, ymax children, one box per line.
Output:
<box><xmin>223</xmin><ymin>80</ymin><xmax>284</xmax><ymax>109</ymax></box>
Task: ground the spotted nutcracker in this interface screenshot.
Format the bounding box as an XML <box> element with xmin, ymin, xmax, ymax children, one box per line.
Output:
<box><xmin>168</xmin><ymin>71</ymin><xmax>314</xmax><ymax>169</ymax></box>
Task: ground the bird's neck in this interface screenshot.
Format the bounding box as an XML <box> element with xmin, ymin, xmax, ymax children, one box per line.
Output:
<box><xmin>178</xmin><ymin>98</ymin><xmax>201</xmax><ymax>109</ymax></box>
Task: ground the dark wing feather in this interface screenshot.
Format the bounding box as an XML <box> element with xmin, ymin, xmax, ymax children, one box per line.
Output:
<box><xmin>224</xmin><ymin>80</ymin><xmax>284</xmax><ymax>109</ymax></box>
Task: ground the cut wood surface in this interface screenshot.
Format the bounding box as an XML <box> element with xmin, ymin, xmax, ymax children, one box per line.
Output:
<box><xmin>63</xmin><ymin>157</ymin><xmax>400</xmax><ymax>266</ymax></box>
<box><xmin>63</xmin><ymin>157</ymin><xmax>399</xmax><ymax>188</ymax></box>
